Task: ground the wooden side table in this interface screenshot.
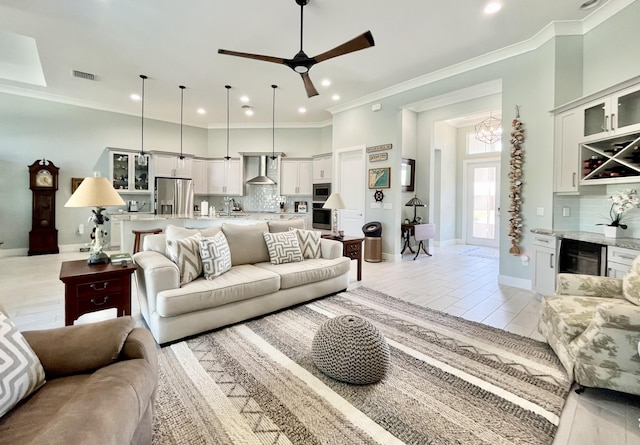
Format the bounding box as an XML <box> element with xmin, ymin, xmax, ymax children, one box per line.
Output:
<box><xmin>323</xmin><ymin>235</ymin><xmax>364</xmax><ymax>281</ymax></box>
<box><xmin>401</xmin><ymin>223</ymin><xmax>416</xmax><ymax>254</ymax></box>
<box><xmin>59</xmin><ymin>260</ymin><xmax>136</xmax><ymax>326</ymax></box>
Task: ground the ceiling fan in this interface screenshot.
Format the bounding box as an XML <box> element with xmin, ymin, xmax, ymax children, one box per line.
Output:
<box><xmin>218</xmin><ymin>0</ymin><xmax>374</xmax><ymax>98</ymax></box>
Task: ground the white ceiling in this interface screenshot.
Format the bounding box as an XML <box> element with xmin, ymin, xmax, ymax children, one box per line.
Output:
<box><xmin>0</xmin><ymin>0</ymin><xmax>624</xmax><ymax>128</ymax></box>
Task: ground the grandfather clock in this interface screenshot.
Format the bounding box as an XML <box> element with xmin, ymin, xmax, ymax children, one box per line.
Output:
<box><xmin>28</xmin><ymin>159</ymin><xmax>59</xmax><ymax>255</ymax></box>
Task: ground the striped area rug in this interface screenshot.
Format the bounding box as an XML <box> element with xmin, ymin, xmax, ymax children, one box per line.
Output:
<box><xmin>153</xmin><ymin>287</ymin><xmax>570</xmax><ymax>445</ymax></box>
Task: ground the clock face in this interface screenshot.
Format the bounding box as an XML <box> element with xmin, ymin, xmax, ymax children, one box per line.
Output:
<box><xmin>36</xmin><ymin>169</ymin><xmax>53</xmax><ymax>187</ymax></box>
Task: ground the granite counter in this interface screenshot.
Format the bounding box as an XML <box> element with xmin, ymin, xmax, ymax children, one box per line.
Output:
<box><xmin>530</xmin><ymin>228</ymin><xmax>640</xmax><ymax>250</ymax></box>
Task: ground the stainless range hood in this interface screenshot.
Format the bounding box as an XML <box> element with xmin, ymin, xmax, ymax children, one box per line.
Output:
<box><xmin>246</xmin><ymin>156</ymin><xmax>276</xmax><ymax>185</ymax></box>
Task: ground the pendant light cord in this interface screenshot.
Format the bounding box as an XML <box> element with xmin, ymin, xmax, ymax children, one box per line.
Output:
<box><xmin>271</xmin><ymin>84</ymin><xmax>277</xmax><ymax>161</ymax></box>
<box><xmin>179</xmin><ymin>85</ymin><xmax>185</xmax><ymax>160</ymax></box>
<box><xmin>225</xmin><ymin>85</ymin><xmax>231</xmax><ymax>160</ymax></box>
<box><xmin>140</xmin><ymin>75</ymin><xmax>147</xmax><ymax>156</ymax></box>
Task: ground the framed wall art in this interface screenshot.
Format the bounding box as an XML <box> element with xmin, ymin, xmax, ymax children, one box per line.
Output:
<box><xmin>368</xmin><ymin>167</ymin><xmax>391</xmax><ymax>189</ymax></box>
<box><xmin>401</xmin><ymin>158</ymin><xmax>415</xmax><ymax>192</ymax></box>
<box><xmin>71</xmin><ymin>177</ymin><xmax>84</xmax><ymax>194</ymax></box>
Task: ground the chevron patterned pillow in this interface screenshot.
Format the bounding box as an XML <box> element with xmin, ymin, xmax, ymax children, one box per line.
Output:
<box><xmin>291</xmin><ymin>228</ymin><xmax>321</xmax><ymax>259</ymax></box>
<box><xmin>199</xmin><ymin>231</ymin><xmax>232</xmax><ymax>280</ymax></box>
<box><xmin>263</xmin><ymin>231</ymin><xmax>304</xmax><ymax>265</ymax></box>
<box><xmin>0</xmin><ymin>312</ymin><xmax>46</xmax><ymax>417</ymax></box>
<box><xmin>166</xmin><ymin>234</ymin><xmax>203</xmax><ymax>285</ymax></box>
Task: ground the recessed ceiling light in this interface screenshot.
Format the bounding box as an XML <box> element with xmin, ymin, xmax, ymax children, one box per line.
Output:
<box><xmin>242</xmin><ymin>105</ymin><xmax>254</xmax><ymax>116</ymax></box>
<box><xmin>298</xmin><ymin>107</ymin><xmax>306</xmax><ymax>113</ymax></box>
<box><xmin>484</xmin><ymin>2</ymin><xmax>502</xmax><ymax>14</ymax></box>
<box><xmin>321</xmin><ymin>79</ymin><xmax>331</xmax><ymax>87</ymax></box>
<box><xmin>580</xmin><ymin>0</ymin><xmax>601</xmax><ymax>10</ymax></box>
<box><xmin>197</xmin><ymin>108</ymin><xmax>206</xmax><ymax>115</ymax></box>
<box><xmin>240</xmin><ymin>95</ymin><xmax>250</xmax><ymax>103</ymax></box>
<box><xmin>130</xmin><ymin>93</ymin><xmax>141</xmax><ymax>101</ymax></box>
<box><xmin>332</xmin><ymin>94</ymin><xmax>340</xmax><ymax>101</ymax></box>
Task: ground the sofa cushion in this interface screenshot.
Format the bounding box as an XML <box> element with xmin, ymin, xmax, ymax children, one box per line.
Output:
<box><xmin>199</xmin><ymin>231</ymin><xmax>232</xmax><ymax>279</ymax></box>
<box><xmin>255</xmin><ymin>257</ymin><xmax>351</xmax><ymax>289</ymax></box>
<box><xmin>263</xmin><ymin>231</ymin><xmax>304</xmax><ymax>265</ymax></box>
<box><xmin>166</xmin><ymin>234</ymin><xmax>203</xmax><ymax>285</ymax></box>
<box><xmin>0</xmin><ymin>313</ymin><xmax>46</xmax><ymax>418</ymax></box>
<box><xmin>292</xmin><ymin>228</ymin><xmax>322</xmax><ymax>259</ymax></box>
<box><xmin>622</xmin><ymin>256</ymin><xmax>640</xmax><ymax>305</ymax></box>
<box><xmin>268</xmin><ymin>218</ymin><xmax>306</xmax><ymax>233</ymax></box>
<box><xmin>221</xmin><ymin>222</ymin><xmax>270</xmax><ymax>266</ymax></box>
<box><xmin>156</xmin><ymin>265</ymin><xmax>281</xmax><ymax>317</ymax></box>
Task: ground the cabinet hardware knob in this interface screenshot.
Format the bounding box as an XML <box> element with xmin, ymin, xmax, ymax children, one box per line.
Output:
<box><xmin>90</xmin><ymin>296</ymin><xmax>110</xmax><ymax>306</ymax></box>
<box><xmin>550</xmin><ymin>253</ymin><xmax>554</xmax><ymax>269</ymax></box>
<box><xmin>90</xmin><ymin>282</ymin><xmax>109</xmax><ymax>290</ymax></box>
<box><xmin>611</xmin><ymin>113</ymin><xmax>615</xmax><ymax>130</ymax></box>
<box><xmin>572</xmin><ymin>172</ymin><xmax>576</xmax><ymax>187</ymax></box>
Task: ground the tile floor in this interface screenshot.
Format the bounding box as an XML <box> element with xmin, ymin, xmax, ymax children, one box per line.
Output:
<box><xmin>1</xmin><ymin>244</ymin><xmax>639</xmax><ymax>444</ymax></box>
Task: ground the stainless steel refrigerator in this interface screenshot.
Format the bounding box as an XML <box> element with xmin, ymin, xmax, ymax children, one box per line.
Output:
<box><xmin>155</xmin><ymin>177</ymin><xmax>194</xmax><ymax>217</ymax></box>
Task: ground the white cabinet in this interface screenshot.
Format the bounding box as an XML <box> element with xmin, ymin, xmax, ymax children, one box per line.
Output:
<box><xmin>312</xmin><ymin>155</ymin><xmax>332</xmax><ymax>183</ymax></box>
<box><xmin>207</xmin><ymin>158</ymin><xmax>243</xmax><ymax>196</ymax></box>
<box><xmin>607</xmin><ymin>246</ymin><xmax>638</xmax><ymax>278</ymax></box>
<box><xmin>581</xmin><ymin>84</ymin><xmax>640</xmax><ymax>143</ymax></box>
<box><xmin>580</xmin><ymin>131</ymin><xmax>640</xmax><ymax>185</ymax></box>
<box><xmin>109</xmin><ymin>150</ymin><xmax>150</xmax><ymax>193</ymax></box>
<box><xmin>152</xmin><ymin>153</ymin><xmax>192</xmax><ymax>178</ymax></box>
<box><xmin>533</xmin><ymin>234</ymin><xmax>558</xmax><ymax>296</ymax></box>
<box><xmin>553</xmin><ymin>109</ymin><xmax>581</xmax><ymax>193</ymax></box>
<box><xmin>191</xmin><ymin>159</ymin><xmax>208</xmax><ymax>195</ymax></box>
<box><xmin>280</xmin><ymin>159</ymin><xmax>312</xmax><ymax>196</ymax></box>
<box><xmin>110</xmin><ymin>219</ymin><xmax>121</xmax><ymax>248</ymax></box>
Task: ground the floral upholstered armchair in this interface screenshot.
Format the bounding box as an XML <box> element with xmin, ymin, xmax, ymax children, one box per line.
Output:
<box><xmin>538</xmin><ymin>256</ymin><xmax>640</xmax><ymax>396</ymax></box>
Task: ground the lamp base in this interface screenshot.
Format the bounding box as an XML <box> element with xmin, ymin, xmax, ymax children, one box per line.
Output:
<box><xmin>87</xmin><ymin>251</ymin><xmax>110</xmax><ymax>265</ymax></box>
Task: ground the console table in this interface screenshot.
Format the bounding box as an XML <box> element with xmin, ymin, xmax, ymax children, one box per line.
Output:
<box><xmin>322</xmin><ymin>235</ymin><xmax>364</xmax><ymax>281</ymax></box>
<box><xmin>59</xmin><ymin>260</ymin><xmax>136</xmax><ymax>326</ymax></box>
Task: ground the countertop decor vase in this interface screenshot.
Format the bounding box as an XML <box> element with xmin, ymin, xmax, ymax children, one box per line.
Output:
<box><xmin>603</xmin><ymin>225</ymin><xmax>623</xmax><ymax>238</ymax></box>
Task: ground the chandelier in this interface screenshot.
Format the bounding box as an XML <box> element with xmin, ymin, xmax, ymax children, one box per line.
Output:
<box><xmin>475</xmin><ymin>114</ymin><xmax>502</xmax><ymax>145</ymax></box>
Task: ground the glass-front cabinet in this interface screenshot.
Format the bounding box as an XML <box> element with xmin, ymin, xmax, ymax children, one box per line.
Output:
<box><xmin>582</xmin><ymin>85</ymin><xmax>640</xmax><ymax>142</ymax></box>
<box><xmin>109</xmin><ymin>150</ymin><xmax>149</xmax><ymax>193</ymax></box>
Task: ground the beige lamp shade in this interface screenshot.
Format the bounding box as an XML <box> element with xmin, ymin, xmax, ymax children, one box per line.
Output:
<box><xmin>65</xmin><ymin>177</ymin><xmax>125</xmax><ymax>208</ymax></box>
<box><xmin>323</xmin><ymin>192</ymin><xmax>346</xmax><ymax>210</ymax></box>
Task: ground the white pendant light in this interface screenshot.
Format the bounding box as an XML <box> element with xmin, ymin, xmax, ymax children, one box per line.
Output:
<box><xmin>475</xmin><ymin>112</ymin><xmax>502</xmax><ymax>145</ymax></box>
<box><xmin>138</xmin><ymin>74</ymin><xmax>148</xmax><ymax>166</ymax></box>
<box><xmin>177</xmin><ymin>85</ymin><xmax>186</xmax><ymax>169</ymax></box>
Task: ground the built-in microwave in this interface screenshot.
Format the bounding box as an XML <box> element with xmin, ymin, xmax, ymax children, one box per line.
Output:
<box><xmin>313</xmin><ymin>183</ymin><xmax>331</xmax><ymax>202</ymax></box>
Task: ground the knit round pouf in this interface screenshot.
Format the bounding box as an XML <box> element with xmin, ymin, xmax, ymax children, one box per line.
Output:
<box><xmin>311</xmin><ymin>315</ymin><xmax>390</xmax><ymax>384</ymax></box>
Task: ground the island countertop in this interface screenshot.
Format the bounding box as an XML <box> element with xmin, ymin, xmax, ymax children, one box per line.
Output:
<box><xmin>530</xmin><ymin>228</ymin><xmax>640</xmax><ymax>250</ymax></box>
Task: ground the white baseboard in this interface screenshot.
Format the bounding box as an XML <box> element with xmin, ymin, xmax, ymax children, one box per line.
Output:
<box><xmin>0</xmin><ymin>243</ymin><xmax>88</xmax><ymax>258</ymax></box>
<box><xmin>498</xmin><ymin>274</ymin><xmax>532</xmax><ymax>290</ymax></box>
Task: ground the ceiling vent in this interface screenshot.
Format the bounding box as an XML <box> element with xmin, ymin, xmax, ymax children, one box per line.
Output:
<box><xmin>72</xmin><ymin>70</ymin><xmax>97</xmax><ymax>81</ymax></box>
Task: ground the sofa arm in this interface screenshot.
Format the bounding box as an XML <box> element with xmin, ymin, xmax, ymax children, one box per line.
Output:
<box><xmin>133</xmin><ymin>250</ymin><xmax>180</xmax><ymax>314</ymax></box>
<box><xmin>121</xmin><ymin>327</ymin><xmax>158</xmax><ymax>377</ymax></box>
<box><xmin>320</xmin><ymin>238</ymin><xmax>343</xmax><ymax>259</ymax></box>
<box><xmin>23</xmin><ymin>316</ymin><xmax>135</xmax><ymax>377</ymax></box>
<box><xmin>555</xmin><ymin>273</ymin><xmax>623</xmax><ymax>298</ymax></box>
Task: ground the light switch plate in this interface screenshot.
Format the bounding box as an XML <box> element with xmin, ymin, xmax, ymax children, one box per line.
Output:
<box><xmin>562</xmin><ymin>207</ymin><xmax>570</xmax><ymax>217</ymax></box>
<box><xmin>383</xmin><ymin>203</ymin><xmax>392</xmax><ymax>209</ymax></box>
<box><xmin>370</xmin><ymin>202</ymin><xmax>382</xmax><ymax>209</ymax></box>
<box><xmin>536</xmin><ymin>207</ymin><xmax>544</xmax><ymax>216</ymax></box>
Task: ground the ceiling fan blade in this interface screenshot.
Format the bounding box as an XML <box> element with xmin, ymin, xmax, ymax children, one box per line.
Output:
<box><xmin>313</xmin><ymin>31</ymin><xmax>375</xmax><ymax>63</ymax></box>
<box><xmin>218</xmin><ymin>49</ymin><xmax>286</xmax><ymax>65</ymax></box>
<box><xmin>300</xmin><ymin>72</ymin><xmax>318</xmax><ymax>98</ymax></box>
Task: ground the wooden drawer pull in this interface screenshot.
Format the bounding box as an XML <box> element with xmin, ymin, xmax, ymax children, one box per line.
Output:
<box><xmin>90</xmin><ymin>282</ymin><xmax>109</xmax><ymax>291</ymax></box>
<box><xmin>90</xmin><ymin>296</ymin><xmax>110</xmax><ymax>306</ymax></box>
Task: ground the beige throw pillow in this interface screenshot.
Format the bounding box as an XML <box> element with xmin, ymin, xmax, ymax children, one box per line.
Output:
<box><xmin>291</xmin><ymin>228</ymin><xmax>322</xmax><ymax>259</ymax></box>
<box><xmin>166</xmin><ymin>234</ymin><xmax>203</xmax><ymax>285</ymax></box>
<box><xmin>263</xmin><ymin>231</ymin><xmax>304</xmax><ymax>265</ymax></box>
<box><xmin>0</xmin><ymin>313</ymin><xmax>46</xmax><ymax>417</ymax></box>
<box><xmin>222</xmin><ymin>222</ymin><xmax>270</xmax><ymax>265</ymax></box>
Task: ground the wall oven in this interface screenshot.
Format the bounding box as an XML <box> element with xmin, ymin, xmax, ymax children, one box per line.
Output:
<box><xmin>558</xmin><ymin>239</ymin><xmax>606</xmax><ymax>276</ymax></box>
<box><xmin>313</xmin><ymin>183</ymin><xmax>331</xmax><ymax>202</ymax></box>
<box><xmin>312</xmin><ymin>203</ymin><xmax>331</xmax><ymax>230</ymax></box>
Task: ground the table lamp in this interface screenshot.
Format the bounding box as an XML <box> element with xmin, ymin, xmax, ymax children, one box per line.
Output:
<box><xmin>323</xmin><ymin>192</ymin><xmax>346</xmax><ymax>237</ymax></box>
<box><xmin>405</xmin><ymin>195</ymin><xmax>427</xmax><ymax>224</ymax></box>
<box><xmin>65</xmin><ymin>176</ymin><xmax>125</xmax><ymax>264</ymax></box>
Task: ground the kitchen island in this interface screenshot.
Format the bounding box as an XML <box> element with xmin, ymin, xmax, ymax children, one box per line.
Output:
<box><xmin>111</xmin><ymin>211</ymin><xmax>310</xmax><ymax>253</ymax></box>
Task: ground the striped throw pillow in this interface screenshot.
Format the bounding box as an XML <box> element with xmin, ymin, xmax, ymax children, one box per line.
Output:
<box><xmin>199</xmin><ymin>232</ymin><xmax>232</xmax><ymax>279</ymax></box>
<box><xmin>291</xmin><ymin>228</ymin><xmax>321</xmax><ymax>259</ymax></box>
<box><xmin>263</xmin><ymin>231</ymin><xmax>304</xmax><ymax>265</ymax></box>
<box><xmin>166</xmin><ymin>234</ymin><xmax>203</xmax><ymax>285</ymax></box>
<box><xmin>0</xmin><ymin>312</ymin><xmax>46</xmax><ymax>417</ymax></box>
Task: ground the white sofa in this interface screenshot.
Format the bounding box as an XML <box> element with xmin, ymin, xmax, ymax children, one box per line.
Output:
<box><xmin>133</xmin><ymin>220</ymin><xmax>351</xmax><ymax>344</ymax></box>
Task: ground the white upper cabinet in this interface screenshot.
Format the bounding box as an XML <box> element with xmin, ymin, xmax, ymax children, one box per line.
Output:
<box><xmin>152</xmin><ymin>153</ymin><xmax>192</xmax><ymax>178</ymax></box>
<box><xmin>581</xmin><ymin>84</ymin><xmax>640</xmax><ymax>143</ymax></box>
<box><xmin>109</xmin><ymin>150</ymin><xmax>150</xmax><ymax>193</ymax></box>
<box><xmin>207</xmin><ymin>158</ymin><xmax>243</xmax><ymax>196</ymax></box>
<box><xmin>191</xmin><ymin>159</ymin><xmax>208</xmax><ymax>195</ymax></box>
<box><xmin>312</xmin><ymin>155</ymin><xmax>332</xmax><ymax>183</ymax></box>
<box><xmin>280</xmin><ymin>159</ymin><xmax>312</xmax><ymax>196</ymax></box>
<box><xmin>553</xmin><ymin>109</ymin><xmax>581</xmax><ymax>193</ymax></box>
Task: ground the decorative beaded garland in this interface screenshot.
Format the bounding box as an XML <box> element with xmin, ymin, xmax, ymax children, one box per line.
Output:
<box><xmin>508</xmin><ymin>107</ymin><xmax>525</xmax><ymax>255</ymax></box>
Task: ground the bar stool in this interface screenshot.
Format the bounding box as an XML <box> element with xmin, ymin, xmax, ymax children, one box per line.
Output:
<box><xmin>132</xmin><ymin>228</ymin><xmax>163</xmax><ymax>254</ymax></box>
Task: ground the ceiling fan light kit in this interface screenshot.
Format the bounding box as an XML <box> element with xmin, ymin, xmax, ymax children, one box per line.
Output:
<box><xmin>218</xmin><ymin>0</ymin><xmax>375</xmax><ymax>98</ymax></box>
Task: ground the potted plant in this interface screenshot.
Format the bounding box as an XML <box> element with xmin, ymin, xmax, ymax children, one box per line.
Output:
<box><xmin>597</xmin><ymin>189</ymin><xmax>639</xmax><ymax>238</ymax></box>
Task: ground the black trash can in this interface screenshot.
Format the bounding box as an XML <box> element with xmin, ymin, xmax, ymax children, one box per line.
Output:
<box><xmin>362</xmin><ymin>221</ymin><xmax>382</xmax><ymax>262</ymax></box>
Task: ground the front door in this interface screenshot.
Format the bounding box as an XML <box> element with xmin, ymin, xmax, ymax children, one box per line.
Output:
<box><xmin>336</xmin><ymin>146</ymin><xmax>365</xmax><ymax>236</ymax></box>
<box><xmin>464</xmin><ymin>159</ymin><xmax>500</xmax><ymax>247</ymax></box>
